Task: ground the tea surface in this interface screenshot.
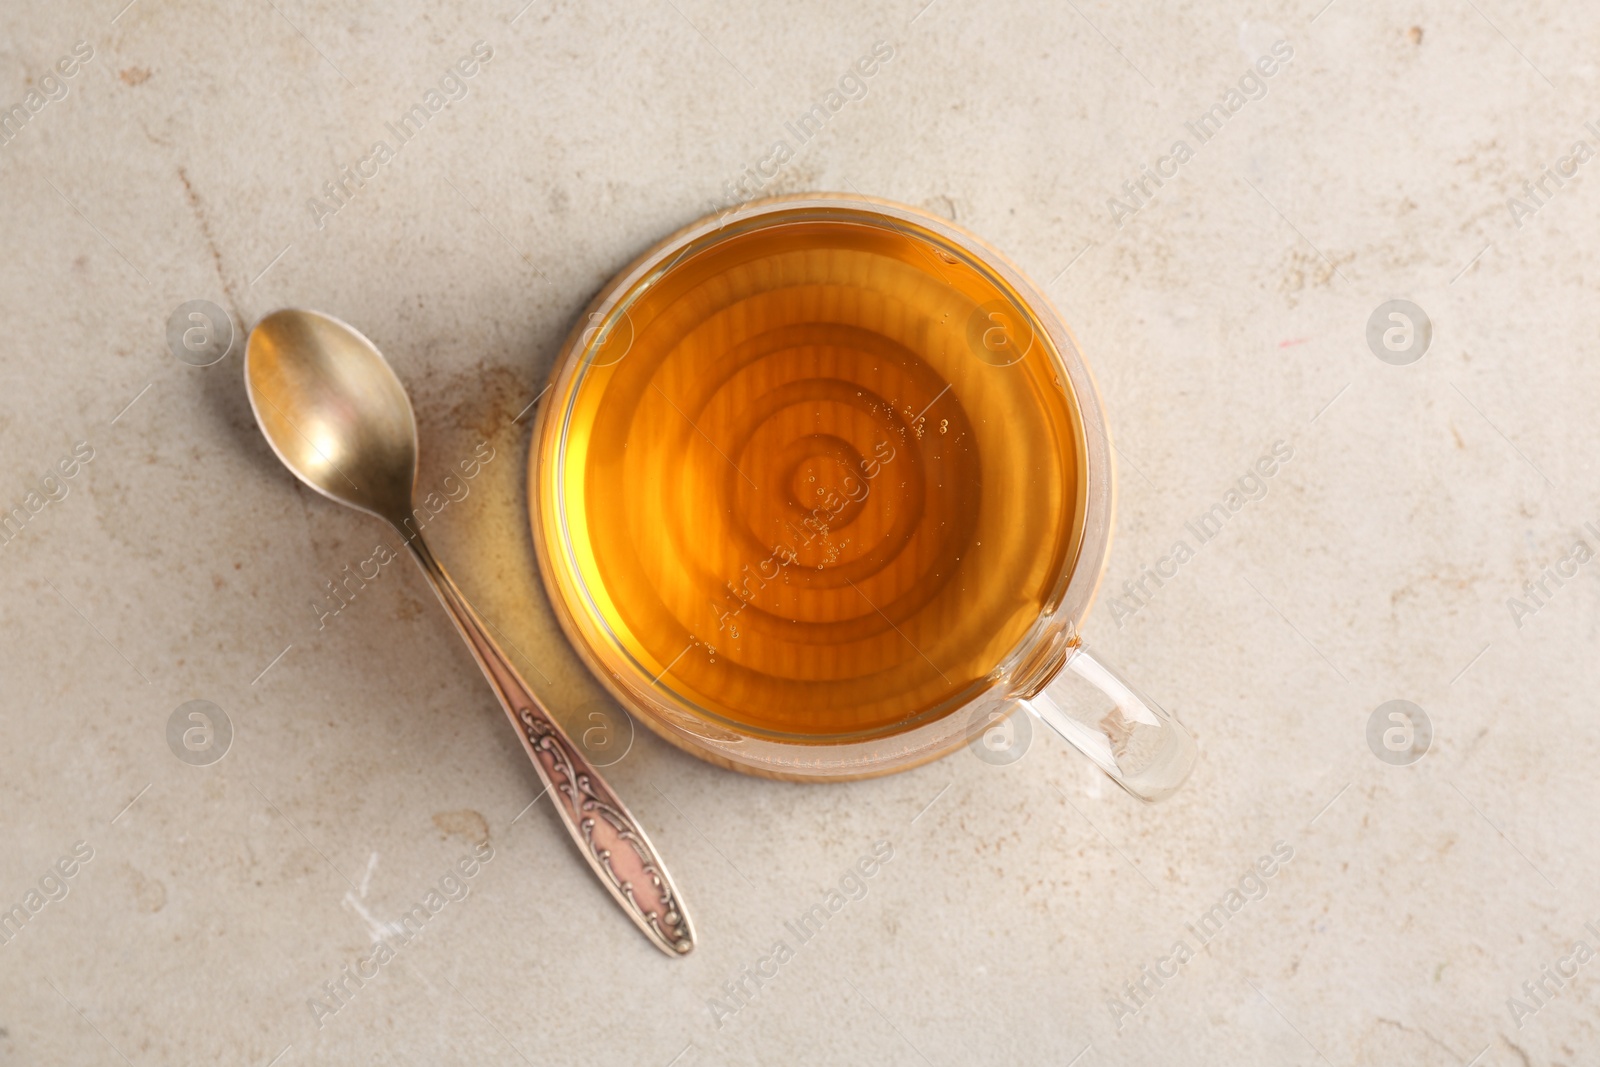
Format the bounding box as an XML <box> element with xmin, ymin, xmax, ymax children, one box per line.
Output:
<box><xmin>558</xmin><ymin>217</ymin><xmax>1083</xmax><ymax>739</ymax></box>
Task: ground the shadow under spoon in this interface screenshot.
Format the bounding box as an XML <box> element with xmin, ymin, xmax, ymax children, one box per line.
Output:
<box><xmin>244</xmin><ymin>307</ymin><xmax>694</xmax><ymax>957</ymax></box>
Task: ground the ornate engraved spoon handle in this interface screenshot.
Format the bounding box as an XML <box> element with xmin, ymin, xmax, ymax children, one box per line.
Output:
<box><xmin>401</xmin><ymin>532</ymin><xmax>695</xmax><ymax>957</ymax></box>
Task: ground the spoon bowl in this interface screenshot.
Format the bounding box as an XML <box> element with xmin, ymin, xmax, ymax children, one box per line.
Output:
<box><xmin>245</xmin><ymin>309</ymin><xmax>418</xmax><ymax>525</ymax></box>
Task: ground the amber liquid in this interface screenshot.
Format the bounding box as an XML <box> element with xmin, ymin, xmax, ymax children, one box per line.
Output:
<box><xmin>554</xmin><ymin>214</ymin><xmax>1083</xmax><ymax>741</ymax></box>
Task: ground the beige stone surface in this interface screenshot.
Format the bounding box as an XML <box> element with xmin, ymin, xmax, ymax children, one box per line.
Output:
<box><xmin>2</xmin><ymin>1</ymin><xmax>1597</xmax><ymax>1064</ymax></box>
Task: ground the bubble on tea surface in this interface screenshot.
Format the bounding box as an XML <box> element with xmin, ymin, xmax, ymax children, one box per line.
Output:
<box><xmin>1366</xmin><ymin>699</ymin><xmax>1431</xmax><ymax>766</ymax></box>
<box><xmin>166</xmin><ymin>700</ymin><xmax>233</xmax><ymax>766</ymax></box>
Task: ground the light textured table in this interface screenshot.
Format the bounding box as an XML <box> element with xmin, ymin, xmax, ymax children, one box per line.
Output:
<box><xmin>2</xmin><ymin>2</ymin><xmax>1596</xmax><ymax>1064</ymax></box>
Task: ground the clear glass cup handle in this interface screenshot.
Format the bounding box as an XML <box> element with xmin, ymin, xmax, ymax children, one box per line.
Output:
<box><xmin>1022</xmin><ymin>641</ymin><xmax>1197</xmax><ymax>802</ymax></box>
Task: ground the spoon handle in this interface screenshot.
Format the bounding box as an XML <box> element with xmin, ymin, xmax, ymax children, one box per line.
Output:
<box><xmin>401</xmin><ymin>533</ymin><xmax>695</xmax><ymax>957</ymax></box>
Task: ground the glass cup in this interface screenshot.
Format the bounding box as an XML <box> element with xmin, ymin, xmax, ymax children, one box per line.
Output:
<box><xmin>529</xmin><ymin>194</ymin><xmax>1196</xmax><ymax>800</ymax></box>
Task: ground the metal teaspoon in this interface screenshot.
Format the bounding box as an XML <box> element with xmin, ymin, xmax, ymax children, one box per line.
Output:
<box><xmin>243</xmin><ymin>308</ymin><xmax>694</xmax><ymax>957</ymax></box>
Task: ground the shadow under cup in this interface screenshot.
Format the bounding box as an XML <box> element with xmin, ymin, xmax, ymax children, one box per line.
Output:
<box><xmin>530</xmin><ymin>197</ymin><xmax>1111</xmax><ymax>780</ymax></box>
